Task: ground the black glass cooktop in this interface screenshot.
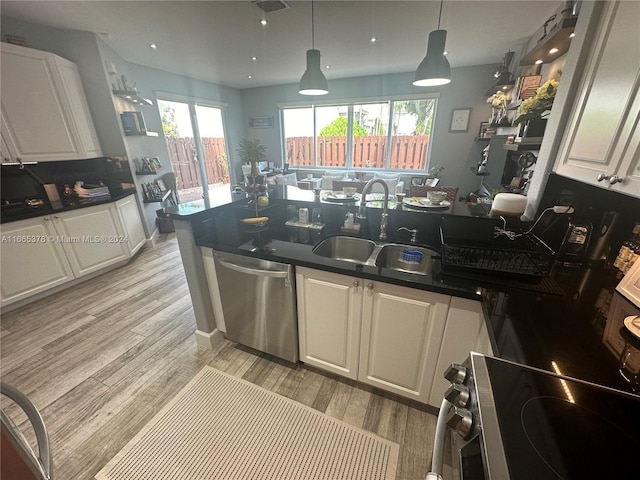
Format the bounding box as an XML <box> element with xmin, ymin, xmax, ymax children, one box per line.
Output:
<box><xmin>485</xmin><ymin>356</ymin><xmax>640</xmax><ymax>479</ymax></box>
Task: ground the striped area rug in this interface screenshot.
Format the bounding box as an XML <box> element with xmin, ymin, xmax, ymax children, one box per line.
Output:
<box><xmin>95</xmin><ymin>367</ymin><xmax>399</xmax><ymax>480</ymax></box>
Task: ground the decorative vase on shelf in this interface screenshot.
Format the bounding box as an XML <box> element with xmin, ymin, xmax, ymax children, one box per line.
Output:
<box><xmin>521</xmin><ymin>118</ymin><xmax>548</xmax><ymax>140</ymax></box>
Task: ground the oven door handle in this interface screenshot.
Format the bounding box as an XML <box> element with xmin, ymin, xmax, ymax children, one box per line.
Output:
<box><xmin>425</xmin><ymin>397</ymin><xmax>452</xmax><ymax>480</ymax></box>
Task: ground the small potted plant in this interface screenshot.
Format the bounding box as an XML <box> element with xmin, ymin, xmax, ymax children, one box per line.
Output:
<box><xmin>513</xmin><ymin>79</ymin><xmax>559</xmax><ymax>138</ymax></box>
<box><xmin>237</xmin><ymin>138</ymin><xmax>267</xmax><ymax>179</ymax></box>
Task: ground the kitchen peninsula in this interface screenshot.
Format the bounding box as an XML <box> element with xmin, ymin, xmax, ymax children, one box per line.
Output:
<box><xmin>167</xmin><ymin>184</ymin><xmax>640</xmax><ymax>408</ymax></box>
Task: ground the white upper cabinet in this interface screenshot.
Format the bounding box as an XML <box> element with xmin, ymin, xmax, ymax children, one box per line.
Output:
<box><xmin>555</xmin><ymin>0</ymin><xmax>640</xmax><ymax>198</ymax></box>
<box><xmin>0</xmin><ymin>42</ymin><xmax>102</xmax><ymax>162</ymax></box>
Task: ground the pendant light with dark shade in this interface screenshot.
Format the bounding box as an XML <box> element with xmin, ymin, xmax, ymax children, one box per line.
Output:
<box><xmin>299</xmin><ymin>0</ymin><xmax>328</xmax><ymax>95</ymax></box>
<box><xmin>413</xmin><ymin>0</ymin><xmax>451</xmax><ymax>87</ymax></box>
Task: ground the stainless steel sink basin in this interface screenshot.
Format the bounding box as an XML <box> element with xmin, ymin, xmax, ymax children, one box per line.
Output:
<box><xmin>374</xmin><ymin>244</ymin><xmax>438</xmax><ymax>275</ymax></box>
<box><xmin>312</xmin><ymin>236</ymin><xmax>377</xmax><ymax>264</ymax></box>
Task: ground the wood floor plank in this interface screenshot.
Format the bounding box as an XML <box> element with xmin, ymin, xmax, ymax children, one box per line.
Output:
<box><xmin>241</xmin><ymin>355</ymin><xmax>276</xmax><ymax>385</ymax></box>
<box><xmin>54</xmin><ymin>365</ymin><xmax>194</xmax><ymax>480</ymax></box>
<box><xmin>342</xmin><ymin>387</ymin><xmax>371</xmax><ymax>429</ymax></box>
<box><xmin>362</xmin><ymin>392</ymin><xmax>394</xmax><ymax>438</ymax></box>
<box><xmin>275</xmin><ymin>364</ymin><xmax>307</xmax><ymax>399</ymax></box>
<box><xmin>54</xmin><ymin>334</ymin><xmax>197</xmax><ymax>461</ymax></box>
<box><xmin>311</xmin><ymin>375</ymin><xmax>338</xmax><ymax>413</ymax></box>
<box><xmin>292</xmin><ymin>368</ymin><xmax>325</xmax><ymax>407</ymax></box>
<box><xmin>92</xmin><ymin>309</ymin><xmax>196</xmax><ymax>387</ymax></box>
<box><xmin>398</xmin><ymin>406</ymin><xmax>436</xmax><ymax>479</ymax></box>
<box><xmin>324</xmin><ymin>380</ymin><xmax>355</xmax><ymax>420</ymax></box>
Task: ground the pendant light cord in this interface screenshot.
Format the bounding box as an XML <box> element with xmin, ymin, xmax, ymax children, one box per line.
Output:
<box><xmin>311</xmin><ymin>0</ymin><xmax>315</xmax><ymax>49</ymax></box>
<box><xmin>437</xmin><ymin>0</ymin><xmax>443</xmax><ymax>29</ymax></box>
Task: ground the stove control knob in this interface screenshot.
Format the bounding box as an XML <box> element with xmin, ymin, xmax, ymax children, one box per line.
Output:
<box><xmin>444</xmin><ymin>363</ymin><xmax>467</xmax><ymax>384</ymax></box>
<box><xmin>446</xmin><ymin>406</ymin><xmax>474</xmax><ymax>439</ymax></box>
<box><xmin>444</xmin><ymin>383</ymin><xmax>471</xmax><ymax>408</ymax></box>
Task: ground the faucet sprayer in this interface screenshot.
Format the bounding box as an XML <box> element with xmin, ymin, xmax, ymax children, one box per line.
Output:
<box><xmin>357</xmin><ymin>178</ymin><xmax>390</xmax><ymax>240</ymax></box>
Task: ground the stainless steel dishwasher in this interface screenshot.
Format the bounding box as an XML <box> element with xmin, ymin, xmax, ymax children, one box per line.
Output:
<box><xmin>213</xmin><ymin>250</ymin><xmax>298</xmax><ymax>362</ymax></box>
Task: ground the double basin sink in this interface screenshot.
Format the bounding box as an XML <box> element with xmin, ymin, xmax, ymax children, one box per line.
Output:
<box><xmin>312</xmin><ymin>235</ymin><xmax>438</xmax><ymax>276</ymax></box>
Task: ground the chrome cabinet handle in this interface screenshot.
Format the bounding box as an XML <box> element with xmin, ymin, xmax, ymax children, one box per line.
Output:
<box><xmin>352</xmin><ymin>280</ymin><xmax>359</xmax><ymax>288</ymax></box>
<box><xmin>609</xmin><ymin>175</ymin><xmax>625</xmax><ymax>185</ymax></box>
<box><xmin>43</xmin><ymin>216</ymin><xmax>50</xmax><ymax>221</ymax></box>
<box><xmin>596</xmin><ymin>173</ymin><xmax>609</xmax><ymax>182</ymax></box>
<box><xmin>367</xmin><ymin>283</ymin><xmax>374</xmax><ymax>290</ymax></box>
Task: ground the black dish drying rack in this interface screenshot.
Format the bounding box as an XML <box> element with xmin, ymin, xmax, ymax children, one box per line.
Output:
<box><xmin>439</xmin><ymin>218</ymin><xmax>555</xmax><ymax>282</ymax></box>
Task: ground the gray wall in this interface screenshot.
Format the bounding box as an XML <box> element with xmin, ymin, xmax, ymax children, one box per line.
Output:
<box><xmin>240</xmin><ymin>64</ymin><xmax>498</xmax><ymax>199</ymax></box>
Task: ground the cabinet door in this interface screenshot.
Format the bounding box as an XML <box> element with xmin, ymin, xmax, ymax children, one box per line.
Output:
<box><xmin>358</xmin><ymin>281</ymin><xmax>450</xmax><ymax>403</ymax></box>
<box><xmin>53</xmin><ymin>204</ymin><xmax>128</xmax><ymax>277</ymax></box>
<box><xmin>115</xmin><ymin>195</ymin><xmax>146</xmax><ymax>255</ymax></box>
<box><xmin>0</xmin><ymin>217</ymin><xmax>74</xmax><ymax>306</ymax></box>
<box><xmin>428</xmin><ymin>297</ymin><xmax>493</xmax><ymax>407</ymax></box>
<box><xmin>296</xmin><ymin>267</ymin><xmax>362</xmax><ymax>379</ymax></box>
<box><xmin>611</xmin><ymin>92</ymin><xmax>640</xmax><ymax>197</ymax></box>
<box><xmin>0</xmin><ymin>42</ymin><xmax>101</xmax><ymax>161</ymax></box>
<box><xmin>555</xmin><ymin>0</ymin><xmax>640</xmax><ymax>194</ymax></box>
<box><xmin>54</xmin><ymin>56</ymin><xmax>102</xmax><ymax>158</ymax></box>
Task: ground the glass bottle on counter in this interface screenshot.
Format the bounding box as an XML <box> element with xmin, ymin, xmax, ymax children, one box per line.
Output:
<box><xmin>613</xmin><ymin>223</ymin><xmax>640</xmax><ymax>274</ymax></box>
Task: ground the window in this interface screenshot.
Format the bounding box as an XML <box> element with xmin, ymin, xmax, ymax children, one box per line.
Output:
<box><xmin>158</xmin><ymin>98</ymin><xmax>229</xmax><ymax>206</ymax></box>
<box><xmin>281</xmin><ymin>97</ymin><xmax>436</xmax><ymax>172</ymax></box>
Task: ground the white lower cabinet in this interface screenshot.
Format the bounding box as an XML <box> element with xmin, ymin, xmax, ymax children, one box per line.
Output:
<box><xmin>53</xmin><ymin>204</ymin><xmax>129</xmax><ymax>277</ymax></box>
<box><xmin>0</xmin><ymin>216</ymin><xmax>74</xmax><ymax>304</ymax></box>
<box><xmin>1</xmin><ymin>196</ymin><xmax>145</xmax><ymax>307</ymax></box>
<box><xmin>358</xmin><ymin>280</ymin><xmax>450</xmax><ymax>403</ymax></box>
<box><xmin>428</xmin><ymin>297</ymin><xmax>493</xmax><ymax>407</ymax></box>
<box><xmin>296</xmin><ymin>266</ymin><xmax>455</xmax><ymax>404</ymax></box>
<box><xmin>296</xmin><ymin>267</ymin><xmax>363</xmax><ymax>379</ymax></box>
<box><xmin>115</xmin><ymin>195</ymin><xmax>146</xmax><ymax>256</ymax></box>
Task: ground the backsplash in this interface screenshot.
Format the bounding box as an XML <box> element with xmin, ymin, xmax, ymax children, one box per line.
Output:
<box><xmin>1</xmin><ymin>157</ymin><xmax>134</xmax><ymax>204</ymax></box>
<box><xmin>534</xmin><ymin>173</ymin><xmax>640</xmax><ymax>262</ymax></box>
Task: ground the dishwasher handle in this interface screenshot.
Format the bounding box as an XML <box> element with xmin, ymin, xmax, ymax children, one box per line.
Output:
<box><xmin>215</xmin><ymin>257</ymin><xmax>290</xmax><ymax>279</ymax></box>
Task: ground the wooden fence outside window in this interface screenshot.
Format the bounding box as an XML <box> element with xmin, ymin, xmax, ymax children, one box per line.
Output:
<box><xmin>286</xmin><ymin>135</ymin><xmax>430</xmax><ymax>170</ymax></box>
<box><xmin>165</xmin><ymin>137</ymin><xmax>229</xmax><ymax>190</ymax></box>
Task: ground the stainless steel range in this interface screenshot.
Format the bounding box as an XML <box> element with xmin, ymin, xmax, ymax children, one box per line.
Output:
<box><xmin>427</xmin><ymin>352</ymin><xmax>640</xmax><ymax>479</ymax></box>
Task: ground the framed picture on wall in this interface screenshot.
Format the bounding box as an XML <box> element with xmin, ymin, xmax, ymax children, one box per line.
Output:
<box><xmin>450</xmin><ymin>108</ymin><xmax>471</xmax><ymax>132</ymax></box>
<box><xmin>519</xmin><ymin>75</ymin><xmax>542</xmax><ymax>100</ymax></box>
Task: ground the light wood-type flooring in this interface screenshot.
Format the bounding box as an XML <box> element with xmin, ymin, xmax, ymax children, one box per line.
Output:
<box><xmin>1</xmin><ymin>235</ymin><xmax>451</xmax><ymax>480</ymax></box>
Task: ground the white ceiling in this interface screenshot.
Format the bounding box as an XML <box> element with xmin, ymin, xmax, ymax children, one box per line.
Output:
<box><xmin>0</xmin><ymin>1</ymin><xmax>561</xmax><ymax>89</ymax></box>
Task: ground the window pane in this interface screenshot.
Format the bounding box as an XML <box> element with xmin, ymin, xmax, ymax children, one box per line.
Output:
<box><xmin>195</xmin><ymin>105</ymin><xmax>228</xmax><ymax>185</ymax></box>
<box><xmin>283</xmin><ymin>107</ymin><xmax>314</xmax><ymax>167</ymax></box>
<box><xmin>390</xmin><ymin>99</ymin><xmax>436</xmax><ymax>170</ymax></box>
<box><xmin>316</xmin><ymin>105</ymin><xmax>347</xmax><ymax>168</ymax></box>
<box><xmin>353</xmin><ymin>103</ymin><xmax>389</xmax><ymax>169</ymax></box>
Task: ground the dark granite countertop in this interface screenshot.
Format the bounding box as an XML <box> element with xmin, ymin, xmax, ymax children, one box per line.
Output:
<box><xmin>171</xmin><ymin>188</ymin><xmax>640</xmax><ymax>398</ymax></box>
<box><xmin>1</xmin><ymin>189</ymin><xmax>137</xmax><ymax>223</ymax></box>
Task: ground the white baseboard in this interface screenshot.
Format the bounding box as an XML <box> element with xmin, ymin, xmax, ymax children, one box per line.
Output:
<box><xmin>194</xmin><ymin>329</ymin><xmax>225</xmax><ymax>350</ymax></box>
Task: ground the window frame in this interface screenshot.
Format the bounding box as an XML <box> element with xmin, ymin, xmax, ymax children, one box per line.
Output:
<box><xmin>279</xmin><ymin>93</ymin><xmax>439</xmax><ymax>172</ymax></box>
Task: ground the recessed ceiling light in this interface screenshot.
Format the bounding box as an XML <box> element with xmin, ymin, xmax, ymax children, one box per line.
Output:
<box><xmin>248</xmin><ymin>75</ymin><xmax>253</xmax><ymax>79</ymax></box>
<box><xmin>370</xmin><ymin>37</ymin><xmax>377</xmax><ymax>43</ymax></box>
<box><xmin>149</xmin><ymin>43</ymin><xmax>157</xmax><ymax>49</ymax></box>
<box><xmin>325</xmin><ymin>65</ymin><xmax>330</xmax><ymax>69</ymax></box>
<box><xmin>535</xmin><ymin>59</ymin><xmax>543</xmax><ymax>65</ymax></box>
<box><xmin>260</xmin><ymin>19</ymin><xmax>268</xmax><ymax>26</ymax></box>
<box><xmin>549</xmin><ymin>47</ymin><xmax>560</xmax><ymax>54</ymax></box>
<box><xmin>569</xmin><ymin>32</ymin><xmax>576</xmax><ymax>38</ymax></box>
<box><xmin>251</xmin><ymin>56</ymin><xmax>257</xmax><ymax>61</ymax></box>
<box><xmin>443</xmin><ymin>50</ymin><xmax>449</xmax><ymax>56</ymax></box>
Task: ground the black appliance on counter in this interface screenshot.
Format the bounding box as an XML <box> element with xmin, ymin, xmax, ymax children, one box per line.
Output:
<box><xmin>427</xmin><ymin>352</ymin><xmax>640</xmax><ymax>480</ymax></box>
